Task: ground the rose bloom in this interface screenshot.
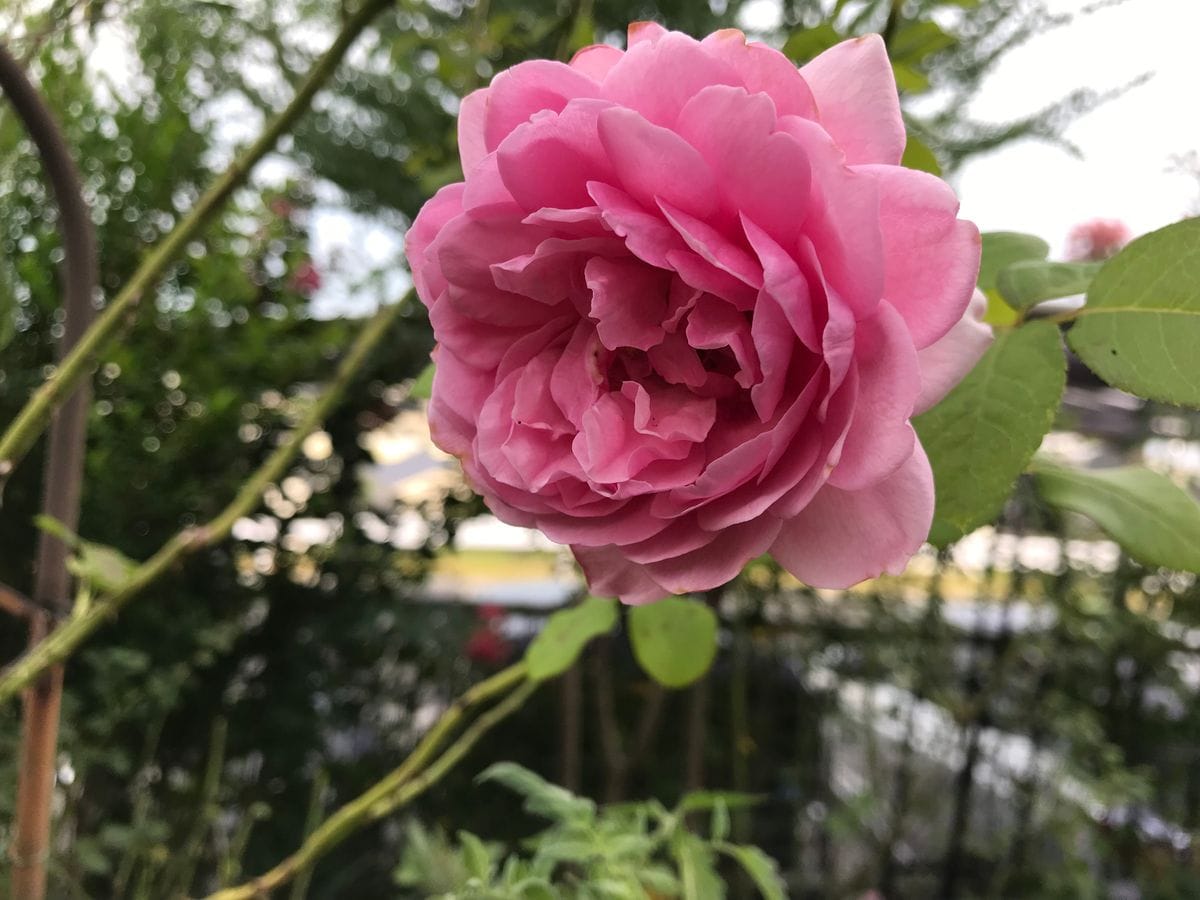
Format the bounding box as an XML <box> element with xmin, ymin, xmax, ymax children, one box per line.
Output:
<box><xmin>406</xmin><ymin>23</ymin><xmax>989</xmax><ymax>604</ymax></box>
<box><xmin>1066</xmin><ymin>217</ymin><xmax>1131</xmax><ymax>262</ymax></box>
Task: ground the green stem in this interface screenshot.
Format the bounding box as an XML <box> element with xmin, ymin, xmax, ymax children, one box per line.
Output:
<box><xmin>200</xmin><ymin>670</ymin><xmax>536</xmax><ymax>900</ymax></box>
<box><xmin>287</xmin><ymin>770</ymin><xmax>330</xmax><ymax>900</ymax></box>
<box><xmin>0</xmin><ymin>300</ymin><xmax>403</xmax><ymax>704</ymax></box>
<box><xmin>0</xmin><ymin>0</ymin><xmax>393</xmax><ymax>479</ymax></box>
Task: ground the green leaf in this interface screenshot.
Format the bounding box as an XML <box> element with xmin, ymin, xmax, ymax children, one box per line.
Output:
<box><xmin>1068</xmin><ymin>217</ymin><xmax>1200</xmax><ymax>407</ymax></box>
<box><xmin>628</xmin><ymin>597</ymin><xmax>718</xmax><ymax>689</ymax></box>
<box><xmin>410</xmin><ymin>361</ymin><xmax>435</xmax><ymax>400</ymax></box>
<box><xmin>1032</xmin><ymin>462</ymin><xmax>1200</xmax><ymax>572</ymax></box>
<box><xmin>458</xmin><ymin>830</ymin><xmax>494</xmax><ymax>881</ymax></box>
<box><xmin>892</xmin><ymin>62</ymin><xmax>931</xmax><ymax>94</ymax></box>
<box><xmin>710</xmin><ymin>800</ymin><xmax>730</xmax><ymax>843</ymax></box>
<box><xmin>477</xmin><ymin>762</ymin><xmax>595</xmax><ymax>822</ymax></box>
<box><xmin>901</xmin><ymin>135</ymin><xmax>941</xmax><ymax>176</ymax></box>
<box><xmin>996</xmin><ymin>260</ymin><xmax>1102</xmax><ymax>310</ymax></box>
<box><xmin>677</xmin><ymin>791</ymin><xmax>763</xmax><ymax>814</ymax></box>
<box><xmin>781</xmin><ymin>23</ymin><xmax>841</xmax><ymax>63</ymax></box>
<box><xmin>914</xmin><ymin>321</ymin><xmax>1066</xmax><ymax>538</ymax></box>
<box><xmin>715</xmin><ymin>844</ymin><xmax>787</xmax><ymax>900</ymax></box>
<box><xmin>525</xmin><ymin>595</ymin><xmax>617</xmax><ymax>681</ymax></box>
<box><xmin>674</xmin><ymin>834</ymin><xmax>724</xmax><ymax>900</ymax></box>
<box><xmin>978</xmin><ymin>232</ymin><xmax>1050</xmax><ymax>292</ymax></box>
<box><xmin>68</xmin><ymin>542</ymin><xmax>139</xmax><ymax>593</ymax></box>
<box><xmin>890</xmin><ymin>21</ymin><xmax>956</xmax><ymax>63</ymax></box>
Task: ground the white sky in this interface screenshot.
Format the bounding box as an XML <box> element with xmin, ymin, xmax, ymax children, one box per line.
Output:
<box><xmin>954</xmin><ymin>0</ymin><xmax>1200</xmax><ymax>255</ymax></box>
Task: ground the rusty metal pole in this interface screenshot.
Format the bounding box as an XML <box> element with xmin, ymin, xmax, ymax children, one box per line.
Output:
<box><xmin>0</xmin><ymin>42</ymin><xmax>97</xmax><ymax>900</ymax></box>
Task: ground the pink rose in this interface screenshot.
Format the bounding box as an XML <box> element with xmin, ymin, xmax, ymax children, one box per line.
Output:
<box><xmin>406</xmin><ymin>23</ymin><xmax>987</xmax><ymax>604</ymax></box>
<box><xmin>1066</xmin><ymin>217</ymin><xmax>1131</xmax><ymax>262</ymax></box>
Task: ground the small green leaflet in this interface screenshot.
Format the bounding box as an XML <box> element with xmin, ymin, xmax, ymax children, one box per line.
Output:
<box><xmin>978</xmin><ymin>231</ymin><xmax>1050</xmax><ymax>293</ymax></box>
<box><xmin>524</xmin><ymin>595</ymin><xmax>617</xmax><ymax>681</ymax></box>
<box><xmin>628</xmin><ymin>596</ymin><xmax>718</xmax><ymax>689</ymax></box>
<box><xmin>996</xmin><ymin>260</ymin><xmax>1102</xmax><ymax>310</ymax></box>
<box><xmin>1032</xmin><ymin>461</ymin><xmax>1200</xmax><ymax>573</ymax></box>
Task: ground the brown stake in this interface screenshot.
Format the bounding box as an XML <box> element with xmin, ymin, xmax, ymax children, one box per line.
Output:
<box><xmin>0</xmin><ymin>39</ymin><xmax>97</xmax><ymax>900</ymax></box>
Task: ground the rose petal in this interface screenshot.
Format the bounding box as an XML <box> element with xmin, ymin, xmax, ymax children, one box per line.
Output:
<box><xmin>482</xmin><ymin>60</ymin><xmax>603</xmax><ymax>152</ymax></box>
<box><xmin>570</xmin><ymin>43</ymin><xmax>624</xmax><ymax>80</ymax></box>
<box><xmin>586</xmin><ymin>257</ymin><xmax>670</xmax><ymax>350</ymax></box>
<box><xmin>573</xmin><ymin>543</ymin><xmax>671</xmax><ymax>605</ymax></box>
<box><xmin>699</xmin><ymin>29</ymin><xmax>819</xmax><ymax>118</ymax></box>
<box><xmin>861</xmin><ymin>163</ymin><xmax>982</xmax><ymax>349</ymax></box>
<box><xmin>605</xmin><ymin>30</ymin><xmax>740</xmax><ymax>128</ymax></box>
<box><xmin>458</xmin><ymin>88</ymin><xmax>490</xmax><ymax>173</ymax></box>
<box><xmin>497</xmin><ymin>99</ymin><xmax>616</xmax><ymax>211</ymax></box>
<box><xmin>406</xmin><ymin>183</ymin><xmax>465</xmax><ymax>305</ymax></box>
<box><xmin>675</xmin><ymin>85</ymin><xmax>812</xmax><ymax>242</ymax></box>
<box><xmin>771</xmin><ymin>441</ymin><xmax>934</xmax><ymax>588</ymax></box>
<box><xmin>799</xmin><ymin>35</ymin><xmax>904</xmax><ymax>166</ymax></box>
<box><xmin>915</xmin><ymin>288</ymin><xmax>992</xmax><ymax>413</ymax></box>
<box><xmin>827</xmin><ymin>300</ymin><xmax>920</xmax><ymax>491</ymax></box>
<box><xmin>597</xmin><ymin>107</ymin><xmax>719</xmax><ymax>220</ymax></box>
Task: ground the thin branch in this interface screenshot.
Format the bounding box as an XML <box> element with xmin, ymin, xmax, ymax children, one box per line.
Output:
<box><xmin>0</xmin><ymin>582</ymin><xmax>43</xmax><ymax>622</ymax></box>
<box><xmin>201</xmin><ymin>669</ymin><xmax>536</xmax><ymax>900</ymax></box>
<box><xmin>0</xmin><ymin>0</ymin><xmax>395</xmax><ymax>480</ymax></box>
<box><xmin>0</xmin><ymin>299</ymin><xmax>404</xmax><ymax>704</ymax></box>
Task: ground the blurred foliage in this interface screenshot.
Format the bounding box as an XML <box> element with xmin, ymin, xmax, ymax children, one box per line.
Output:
<box><xmin>394</xmin><ymin>763</ymin><xmax>783</xmax><ymax>899</ymax></box>
<box><xmin>0</xmin><ymin>0</ymin><xmax>1179</xmax><ymax>897</ymax></box>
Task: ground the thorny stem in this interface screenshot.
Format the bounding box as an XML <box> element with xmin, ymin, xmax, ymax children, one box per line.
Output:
<box><xmin>0</xmin><ymin>300</ymin><xmax>404</xmax><ymax>704</ymax></box>
<box><xmin>0</xmin><ymin>0</ymin><xmax>395</xmax><ymax>481</ymax></box>
<box><xmin>200</xmin><ymin>667</ymin><xmax>535</xmax><ymax>900</ymax></box>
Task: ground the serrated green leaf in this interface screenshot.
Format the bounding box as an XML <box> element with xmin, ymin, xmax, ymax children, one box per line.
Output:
<box><xmin>901</xmin><ymin>135</ymin><xmax>941</xmax><ymax>176</ymax></box>
<box><xmin>914</xmin><ymin>321</ymin><xmax>1066</xmax><ymax>538</ymax></box>
<box><xmin>628</xmin><ymin>597</ymin><xmax>718</xmax><ymax>689</ymax></box>
<box><xmin>525</xmin><ymin>595</ymin><xmax>617</xmax><ymax>681</ymax></box>
<box><xmin>996</xmin><ymin>260</ymin><xmax>1102</xmax><ymax>310</ymax></box>
<box><xmin>1032</xmin><ymin>461</ymin><xmax>1200</xmax><ymax>572</ymax></box>
<box><xmin>458</xmin><ymin>830</ymin><xmax>494</xmax><ymax>881</ymax></box>
<box><xmin>1068</xmin><ymin>217</ymin><xmax>1200</xmax><ymax>407</ymax></box>
<box><xmin>714</xmin><ymin>844</ymin><xmax>786</xmax><ymax>900</ymax></box>
<box><xmin>978</xmin><ymin>232</ymin><xmax>1050</xmax><ymax>292</ymax></box>
<box><xmin>410</xmin><ymin>361</ymin><xmax>435</xmax><ymax>400</ymax></box>
<box><xmin>477</xmin><ymin>762</ymin><xmax>595</xmax><ymax>822</ymax></box>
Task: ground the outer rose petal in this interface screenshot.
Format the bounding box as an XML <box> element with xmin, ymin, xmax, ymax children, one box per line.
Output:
<box><xmin>569</xmin><ymin>43</ymin><xmax>624</xmax><ymax>79</ymax></box>
<box><xmin>800</xmin><ymin>35</ymin><xmax>904</xmax><ymax>166</ymax></box>
<box><xmin>482</xmin><ymin>60</ymin><xmax>603</xmax><ymax>153</ymax></box>
<box><xmin>699</xmin><ymin>29</ymin><xmax>818</xmax><ymax>119</ymax></box>
<box><xmin>915</xmin><ymin>289</ymin><xmax>993</xmax><ymax>413</ymax></box>
<box><xmin>862</xmin><ymin>164</ymin><xmax>982</xmax><ymax>349</ymax></box>
<box><xmin>827</xmin><ymin>300</ymin><xmax>920</xmax><ymax>491</ymax></box>
<box><xmin>406</xmin><ymin>182</ymin><xmax>465</xmax><ymax>304</ymax></box>
<box><xmin>458</xmin><ymin>88</ymin><xmax>489</xmax><ymax>174</ymax></box>
<box><xmin>771</xmin><ymin>441</ymin><xmax>934</xmax><ymax>589</ymax></box>
<box><xmin>573</xmin><ymin>543</ymin><xmax>671</xmax><ymax>606</ymax></box>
